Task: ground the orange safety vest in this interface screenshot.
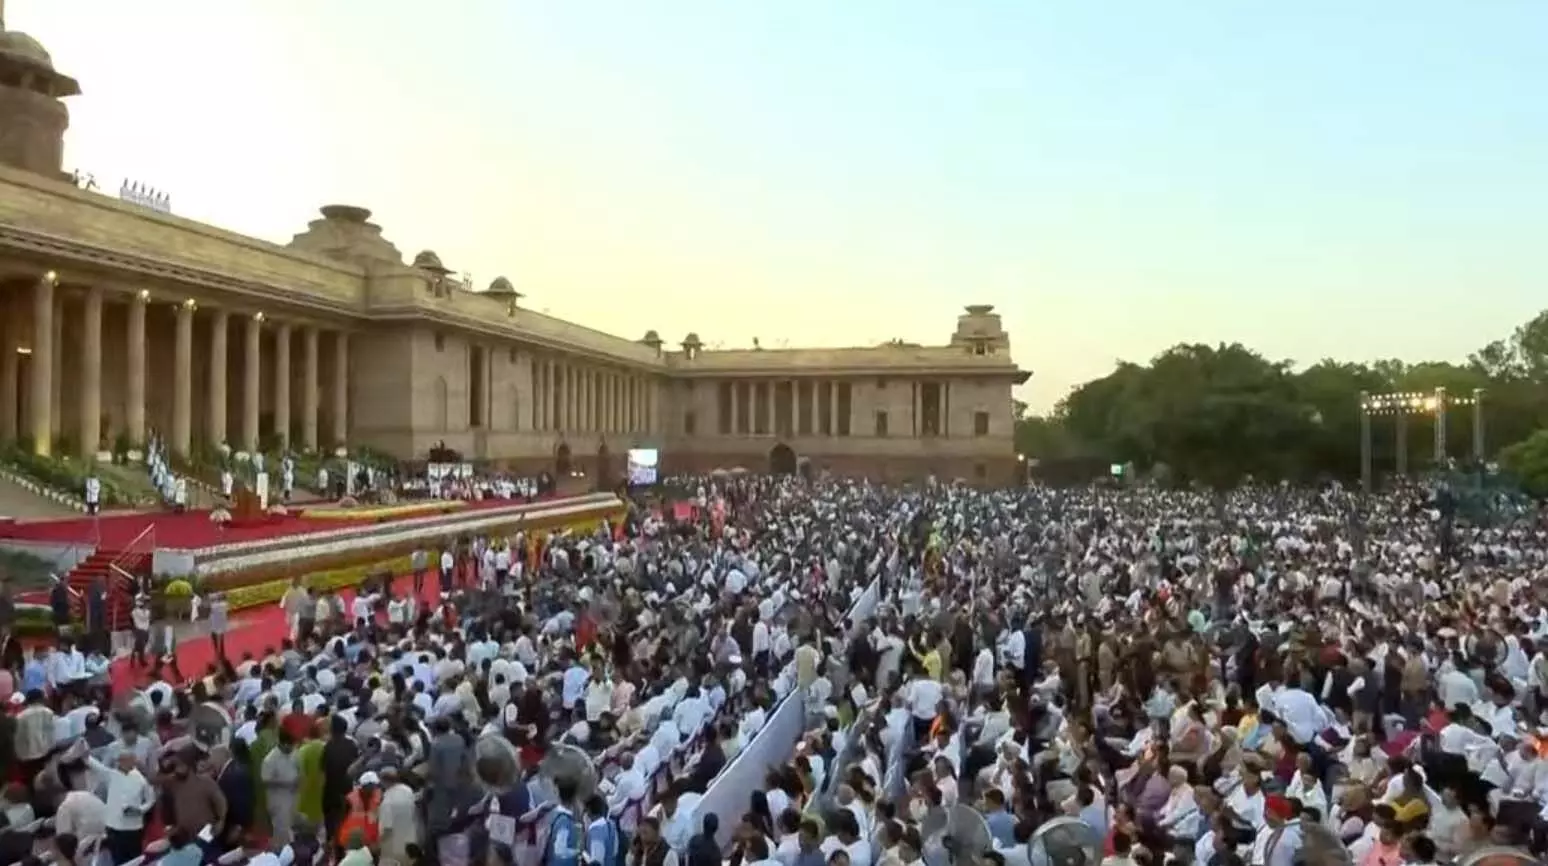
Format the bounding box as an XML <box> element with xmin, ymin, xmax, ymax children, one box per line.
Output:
<box><xmin>337</xmin><ymin>788</ymin><xmax>382</xmax><ymax>848</ymax></box>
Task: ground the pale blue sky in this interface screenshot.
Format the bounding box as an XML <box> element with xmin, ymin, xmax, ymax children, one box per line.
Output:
<box><xmin>8</xmin><ymin>1</ymin><xmax>1545</xmax><ymax>409</ymax></box>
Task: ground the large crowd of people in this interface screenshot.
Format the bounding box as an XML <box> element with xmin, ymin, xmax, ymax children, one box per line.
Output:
<box><xmin>0</xmin><ymin>473</ymin><xmax>1544</xmax><ymax>866</ymax></box>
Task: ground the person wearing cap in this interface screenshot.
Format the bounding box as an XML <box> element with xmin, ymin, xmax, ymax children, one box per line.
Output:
<box><xmin>336</xmin><ymin>770</ymin><xmax>383</xmax><ymax>853</ymax></box>
<box><xmin>1252</xmin><ymin>793</ymin><xmax>1303</xmax><ymax>866</ymax></box>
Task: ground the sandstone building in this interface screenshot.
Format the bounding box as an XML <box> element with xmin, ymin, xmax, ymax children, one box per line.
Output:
<box><xmin>0</xmin><ymin>19</ymin><xmax>1029</xmax><ymax>484</ymax></box>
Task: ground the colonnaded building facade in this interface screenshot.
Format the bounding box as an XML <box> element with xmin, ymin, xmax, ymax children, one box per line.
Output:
<box><xmin>0</xmin><ymin>20</ymin><xmax>1030</xmax><ymax>484</ymax></box>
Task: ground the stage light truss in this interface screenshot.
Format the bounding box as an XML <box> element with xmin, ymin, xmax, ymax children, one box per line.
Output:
<box><xmin>1361</xmin><ymin>390</ymin><xmax>1478</xmax><ymax>416</ymax></box>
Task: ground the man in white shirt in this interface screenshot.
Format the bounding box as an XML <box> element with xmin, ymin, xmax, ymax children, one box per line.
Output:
<box><xmin>608</xmin><ymin>753</ymin><xmax>647</xmax><ymax>814</ymax></box>
<box><xmin>90</xmin><ymin>750</ymin><xmax>156</xmax><ymax>864</ymax></box>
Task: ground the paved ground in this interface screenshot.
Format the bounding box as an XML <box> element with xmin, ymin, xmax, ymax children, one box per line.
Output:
<box><xmin>0</xmin><ymin>475</ymin><xmax>82</xmax><ymax>520</ymax></box>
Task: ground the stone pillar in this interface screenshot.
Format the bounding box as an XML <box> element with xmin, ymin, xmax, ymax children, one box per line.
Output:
<box><xmin>590</xmin><ymin>371</ymin><xmax>599</xmax><ymax>433</ymax></box>
<box><xmin>765</xmin><ymin>380</ymin><xmax>774</xmax><ymax>437</ymax></box>
<box><xmin>78</xmin><ymin>286</ymin><xmax>102</xmax><ymax>456</ymax></box>
<box><xmin>0</xmin><ymin>293</ymin><xmax>17</xmax><ymax>441</ymax></box>
<box><xmin>125</xmin><ymin>293</ymin><xmax>146</xmax><ymax>445</ymax></box>
<box><xmin>274</xmin><ymin>323</ymin><xmax>292</xmax><ymax>448</ymax></box>
<box><xmin>28</xmin><ymin>275</ymin><xmax>54</xmax><ymax>455</ymax></box>
<box><xmin>302</xmin><ymin>327</ymin><xmax>319</xmax><ymax>450</ymax></box>
<box><xmin>554</xmin><ymin>365</ymin><xmax>564</xmax><ymax>431</ymax></box>
<box><xmin>49</xmin><ymin>301</ymin><xmax>61</xmax><ymax>439</ymax></box>
<box><xmin>731</xmin><ymin>381</ymin><xmax>742</xmax><ymax>435</ymax></box>
<box><xmin>332</xmin><ymin>331</ymin><xmax>349</xmax><ymax>446</ymax></box>
<box><xmin>830</xmin><ymin>380</ymin><xmax>840</xmax><ymax>437</ymax></box>
<box><xmin>566</xmin><ymin>366</ymin><xmax>576</xmax><ymax>431</ymax></box>
<box><xmin>172</xmin><ymin>301</ymin><xmax>193</xmax><ymax>456</ymax></box>
<box><xmin>934</xmin><ymin>381</ymin><xmax>947</xmax><ymax>439</ymax></box>
<box><xmin>242</xmin><ymin>314</ymin><xmax>262</xmax><ymax>452</ymax></box>
<box><xmin>808</xmin><ymin>380</ymin><xmax>818</xmax><ymax>436</ymax></box>
<box><xmin>534</xmin><ymin>360</ymin><xmax>545</xmax><ymax>430</ymax></box>
<box><xmin>208</xmin><ymin>309</ymin><xmax>229</xmax><ymax>447</ymax></box>
<box><xmin>582</xmin><ymin>369</ymin><xmax>592</xmax><ymax>432</ymax></box>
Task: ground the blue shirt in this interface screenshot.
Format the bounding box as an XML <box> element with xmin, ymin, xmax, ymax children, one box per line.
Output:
<box><xmin>21</xmin><ymin>660</ymin><xmax>45</xmax><ymax>694</ymax></box>
<box><xmin>985</xmin><ymin>809</ymin><xmax>1017</xmax><ymax>848</ymax></box>
<box><xmin>545</xmin><ymin>807</ymin><xmax>579</xmax><ymax>866</ymax></box>
<box><xmin>1078</xmin><ymin>804</ymin><xmax>1108</xmax><ymax>840</ymax></box>
<box><xmin>586</xmin><ymin>817</ymin><xmax>619</xmax><ymax>866</ymax></box>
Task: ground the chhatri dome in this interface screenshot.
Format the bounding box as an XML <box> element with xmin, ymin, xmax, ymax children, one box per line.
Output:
<box><xmin>0</xmin><ymin>0</ymin><xmax>82</xmax><ymax>178</ymax></box>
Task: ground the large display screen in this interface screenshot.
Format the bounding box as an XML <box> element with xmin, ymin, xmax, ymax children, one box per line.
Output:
<box><xmin>627</xmin><ymin>448</ymin><xmax>659</xmax><ymax>485</ymax></box>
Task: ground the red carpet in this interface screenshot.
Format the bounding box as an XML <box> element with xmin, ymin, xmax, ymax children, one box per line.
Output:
<box><xmin>0</xmin><ymin>497</ymin><xmax>538</xmax><ymax>549</ymax></box>
<box><xmin>109</xmin><ymin>573</ymin><xmax>445</xmax><ymax>693</ymax></box>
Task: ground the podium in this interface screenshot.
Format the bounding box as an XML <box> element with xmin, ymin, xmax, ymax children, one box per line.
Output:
<box><xmin>231</xmin><ymin>484</ymin><xmax>265</xmax><ymax>526</ymax></box>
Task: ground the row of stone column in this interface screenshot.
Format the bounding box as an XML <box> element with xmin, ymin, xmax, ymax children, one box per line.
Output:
<box><xmin>176</xmin><ymin>302</ymin><xmax>349</xmax><ymax>457</ymax></box>
<box><xmin>530</xmin><ymin>358</ymin><xmax>655</xmax><ymax>436</ymax></box>
<box><xmin>1</xmin><ymin>275</ymin><xmax>348</xmax><ymax>458</ymax></box>
<box><xmin>727</xmin><ymin>379</ymin><xmax>844</xmax><ymax>436</ymax></box>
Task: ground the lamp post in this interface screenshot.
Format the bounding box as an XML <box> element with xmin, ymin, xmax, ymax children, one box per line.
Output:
<box><xmin>1359</xmin><ymin>388</ymin><xmax>1484</xmax><ymax>491</ymax></box>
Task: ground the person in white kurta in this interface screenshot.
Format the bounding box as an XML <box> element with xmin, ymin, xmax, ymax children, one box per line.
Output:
<box><xmin>261</xmin><ymin>735</ymin><xmax>301</xmax><ymax>847</ymax></box>
<box><xmin>84</xmin><ymin>476</ymin><xmax>101</xmax><ymax>515</ymax></box>
<box><xmin>377</xmin><ymin>768</ymin><xmax>420</xmax><ymax>862</ymax></box>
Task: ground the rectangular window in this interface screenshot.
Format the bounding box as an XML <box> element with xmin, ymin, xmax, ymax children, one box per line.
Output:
<box><xmin>684</xmin><ymin>411</ymin><xmax>697</xmax><ymax>436</ymax></box>
<box><xmin>874</xmin><ymin>411</ymin><xmax>889</xmax><ymax>437</ymax></box>
<box><xmin>974</xmin><ymin>411</ymin><xmax>990</xmax><ymax>436</ymax></box>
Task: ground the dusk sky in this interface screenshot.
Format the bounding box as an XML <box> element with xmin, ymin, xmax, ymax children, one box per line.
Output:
<box><xmin>9</xmin><ymin>1</ymin><xmax>1544</xmax><ymax>410</ymax></box>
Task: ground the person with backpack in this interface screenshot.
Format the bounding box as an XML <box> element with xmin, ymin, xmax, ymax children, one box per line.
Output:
<box><xmin>543</xmin><ymin>777</ymin><xmax>581</xmax><ymax>866</ymax></box>
<box><xmin>583</xmin><ymin>795</ymin><xmax>621</xmax><ymax>866</ymax></box>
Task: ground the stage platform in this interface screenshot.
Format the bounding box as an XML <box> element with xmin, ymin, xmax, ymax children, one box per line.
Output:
<box><xmin>0</xmin><ymin>493</ymin><xmax>598</xmax><ymax>551</ymax></box>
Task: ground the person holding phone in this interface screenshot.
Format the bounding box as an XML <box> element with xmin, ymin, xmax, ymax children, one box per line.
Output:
<box><xmin>89</xmin><ymin>749</ymin><xmax>156</xmax><ymax>865</ymax></box>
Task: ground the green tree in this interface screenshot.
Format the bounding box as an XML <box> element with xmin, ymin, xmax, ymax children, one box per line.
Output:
<box><xmin>1028</xmin><ymin>306</ymin><xmax>1548</xmax><ymax>487</ymax></box>
<box><xmin>1499</xmin><ymin>430</ymin><xmax>1548</xmax><ymax>496</ymax></box>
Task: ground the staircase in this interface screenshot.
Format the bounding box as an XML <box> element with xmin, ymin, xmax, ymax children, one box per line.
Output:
<box><xmin>65</xmin><ymin>547</ymin><xmax>153</xmax><ymax>631</ymax></box>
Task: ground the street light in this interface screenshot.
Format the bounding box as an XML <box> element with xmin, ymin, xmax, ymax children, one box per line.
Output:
<box><xmin>1359</xmin><ymin>387</ymin><xmax>1485</xmax><ymax>491</ymax></box>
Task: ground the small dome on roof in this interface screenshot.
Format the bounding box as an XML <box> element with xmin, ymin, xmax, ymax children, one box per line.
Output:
<box><xmin>0</xmin><ymin>33</ymin><xmax>54</xmax><ymax>69</ymax></box>
<box><xmin>641</xmin><ymin>330</ymin><xmax>662</xmax><ymax>344</ymax></box>
<box><xmin>682</xmin><ymin>332</ymin><xmax>703</xmax><ymax>348</ymax></box>
<box><xmin>486</xmin><ymin>276</ymin><xmax>518</xmax><ymax>295</ymax></box>
<box><xmin>412</xmin><ymin>250</ymin><xmax>448</xmax><ymax>273</ymax></box>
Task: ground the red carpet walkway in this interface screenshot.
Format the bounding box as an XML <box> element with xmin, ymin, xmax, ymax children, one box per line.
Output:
<box><xmin>109</xmin><ymin>573</ymin><xmax>444</xmax><ymax>693</ymax></box>
<box><xmin>0</xmin><ymin>498</ymin><xmax>526</xmax><ymax>549</ymax></box>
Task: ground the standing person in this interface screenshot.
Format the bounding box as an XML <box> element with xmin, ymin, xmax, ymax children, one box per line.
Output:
<box><xmin>411</xmin><ymin>547</ymin><xmax>428</xmax><ymax>599</ymax></box>
<box><xmin>261</xmin><ymin>731</ymin><xmax>301</xmax><ymax>848</ymax></box>
<box><xmin>376</xmin><ymin>766</ymin><xmax>420</xmax><ymax>864</ymax></box>
<box><xmin>281</xmin><ymin>580</ymin><xmax>309</xmax><ymax>643</ymax></box>
<box><xmin>209</xmin><ymin>592</ymin><xmax>229</xmax><ymax>661</ymax></box>
<box><xmin>84</xmin><ymin>472</ymin><xmax>101</xmax><ymax>516</ymax></box>
<box><xmin>49</xmin><ymin>575</ymin><xmax>71</xmax><ymax>640</ymax></box>
<box><xmin>129</xmin><ymin>596</ymin><xmax>151</xmax><ymax>669</ymax></box>
<box><xmin>321</xmin><ymin>715</ymin><xmax>360</xmax><ymax>848</ymax></box>
<box><xmin>86</xmin><ymin>575</ymin><xmax>107</xmax><ymax>657</ymax></box>
<box><xmin>438</xmin><ymin>545</ymin><xmax>454</xmax><ymax>599</ymax></box>
<box><xmin>91</xmin><ymin>749</ymin><xmax>156</xmax><ymax>865</ymax></box>
<box><xmin>149</xmin><ymin>613</ymin><xmax>182</xmax><ymax>683</ymax></box>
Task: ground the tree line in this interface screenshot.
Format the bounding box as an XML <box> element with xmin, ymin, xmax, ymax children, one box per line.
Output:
<box><xmin>1014</xmin><ymin>310</ymin><xmax>1548</xmax><ymax>491</ymax></box>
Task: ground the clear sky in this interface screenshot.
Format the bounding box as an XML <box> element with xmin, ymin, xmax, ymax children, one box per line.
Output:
<box><xmin>8</xmin><ymin>1</ymin><xmax>1545</xmax><ymax>410</ymax></box>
